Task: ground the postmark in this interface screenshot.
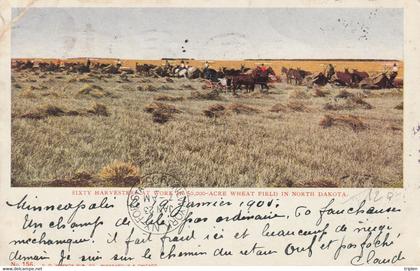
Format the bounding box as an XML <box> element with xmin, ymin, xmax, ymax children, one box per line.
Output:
<box><xmin>127</xmin><ymin>172</ymin><xmax>190</xmax><ymax>235</ymax></box>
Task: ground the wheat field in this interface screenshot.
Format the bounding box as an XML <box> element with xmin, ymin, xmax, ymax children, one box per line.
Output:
<box><xmin>16</xmin><ymin>58</ymin><xmax>404</xmax><ymax>79</ymax></box>
<box><xmin>11</xmin><ymin>66</ymin><xmax>403</xmax><ymax>188</ymax></box>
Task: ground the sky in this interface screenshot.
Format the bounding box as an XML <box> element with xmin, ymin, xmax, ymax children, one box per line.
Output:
<box><xmin>11</xmin><ymin>8</ymin><xmax>403</xmax><ymax>60</ymax></box>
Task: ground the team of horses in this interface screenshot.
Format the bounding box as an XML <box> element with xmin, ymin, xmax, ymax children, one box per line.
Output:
<box><xmin>281</xmin><ymin>65</ymin><xmax>402</xmax><ymax>89</ymax></box>
<box><xmin>136</xmin><ymin>63</ymin><xmax>277</xmax><ymax>94</ymax></box>
<box><xmin>12</xmin><ymin>59</ymin><xmax>401</xmax><ymax>93</ymax></box>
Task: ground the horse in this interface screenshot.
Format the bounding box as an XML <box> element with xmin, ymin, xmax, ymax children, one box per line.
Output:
<box><xmin>325</xmin><ymin>64</ymin><xmax>335</xmax><ymax>81</ymax></box>
<box><xmin>38</xmin><ymin>62</ymin><xmax>61</xmax><ymax>72</ymax></box>
<box><xmin>331</xmin><ymin>69</ymin><xmax>353</xmax><ymax>86</ymax></box>
<box><xmin>174</xmin><ymin>67</ymin><xmax>188</xmax><ymax>78</ymax></box>
<box><xmin>351</xmin><ymin>69</ymin><xmax>369</xmax><ymax>84</ymax></box>
<box><xmin>74</xmin><ymin>63</ymin><xmax>90</xmax><ymax>73</ymax></box>
<box><xmin>102</xmin><ymin>63</ymin><xmax>121</xmax><ymax>74</ymax></box>
<box><xmin>153</xmin><ymin>66</ymin><xmax>168</xmax><ymax>77</ymax></box>
<box><xmin>286</xmin><ymin>68</ymin><xmax>304</xmax><ymax>85</ymax></box>
<box><xmin>135</xmin><ymin>63</ymin><xmax>156</xmax><ymax>76</ymax></box>
<box><xmin>37</xmin><ymin>62</ymin><xmax>49</xmax><ymax>72</ymax></box>
<box><xmin>91</xmin><ymin>63</ymin><xmax>109</xmax><ymax>72</ymax></box>
<box><xmin>254</xmin><ymin>66</ymin><xmax>276</xmax><ymax>91</ymax></box>
<box><xmin>13</xmin><ymin>60</ymin><xmax>26</xmax><ymax>71</ymax></box>
<box><xmin>218</xmin><ymin>68</ymin><xmax>242</xmax><ymax>88</ymax></box>
<box><xmin>222</xmin><ymin>67</ymin><xmax>242</xmax><ymax>76</ymax></box>
<box><xmin>154</xmin><ymin>64</ymin><xmax>173</xmax><ymax>77</ymax></box>
<box><xmin>15</xmin><ymin>60</ymin><xmax>34</xmax><ymax>71</ymax></box>
<box><xmin>186</xmin><ymin>67</ymin><xmax>202</xmax><ymax>79</ymax></box>
<box><xmin>231</xmin><ymin>74</ymin><xmax>255</xmax><ymax>95</ymax></box>
<box><xmin>359</xmin><ymin>73</ymin><xmax>394</xmax><ymax>89</ymax></box>
<box><xmin>281</xmin><ymin>66</ymin><xmax>288</xmax><ymax>75</ymax></box>
<box><xmin>298</xmin><ymin>69</ymin><xmax>312</xmax><ymax>79</ymax></box>
<box><xmin>311</xmin><ymin>72</ymin><xmax>329</xmax><ymax>86</ymax></box>
<box><xmin>203</xmin><ymin>68</ymin><xmax>221</xmax><ymax>82</ymax></box>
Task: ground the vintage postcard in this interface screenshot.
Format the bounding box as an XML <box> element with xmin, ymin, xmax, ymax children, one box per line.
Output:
<box><xmin>0</xmin><ymin>0</ymin><xmax>419</xmax><ymax>268</ymax></box>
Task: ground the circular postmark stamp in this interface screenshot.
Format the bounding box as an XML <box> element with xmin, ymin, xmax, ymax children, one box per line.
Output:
<box><xmin>127</xmin><ymin>172</ymin><xmax>190</xmax><ymax>235</ymax></box>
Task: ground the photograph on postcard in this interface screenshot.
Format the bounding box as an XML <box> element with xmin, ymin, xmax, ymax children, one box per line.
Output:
<box><xmin>10</xmin><ymin>7</ymin><xmax>403</xmax><ymax>188</ymax></box>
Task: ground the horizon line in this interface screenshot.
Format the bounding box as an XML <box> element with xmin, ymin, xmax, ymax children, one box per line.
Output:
<box><xmin>11</xmin><ymin>57</ymin><xmax>404</xmax><ymax>62</ymax></box>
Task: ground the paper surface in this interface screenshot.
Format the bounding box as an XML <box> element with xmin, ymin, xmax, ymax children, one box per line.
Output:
<box><xmin>0</xmin><ymin>0</ymin><xmax>419</xmax><ymax>267</ymax></box>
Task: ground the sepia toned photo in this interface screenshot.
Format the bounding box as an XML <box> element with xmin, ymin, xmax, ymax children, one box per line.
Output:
<box><xmin>11</xmin><ymin>7</ymin><xmax>403</xmax><ymax>188</ymax></box>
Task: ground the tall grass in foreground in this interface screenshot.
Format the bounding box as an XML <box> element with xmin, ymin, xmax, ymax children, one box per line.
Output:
<box><xmin>11</xmin><ymin>70</ymin><xmax>403</xmax><ymax>187</ymax></box>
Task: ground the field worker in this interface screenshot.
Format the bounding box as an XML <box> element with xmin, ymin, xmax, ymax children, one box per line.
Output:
<box><xmin>260</xmin><ymin>63</ymin><xmax>267</xmax><ymax>72</ymax></box>
<box><xmin>383</xmin><ymin>64</ymin><xmax>388</xmax><ymax>74</ymax></box>
<box><xmin>325</xmin><ymin>63</ymin><xmax>335</xmax><ymax>79</ymax></box>
<box><xmin>204</xmin><ymin>61</ymin><xmax>209</xmax><ymax>70</ymax></box>
<box><xmin>117</xmin><ymin>59</ymin><xmax>122</xmax><ymax>66</ymax></box>
<box><xmin>392</xmin><ymin>63</ymin><xmax>398</xmax><ymax>73</ymax></box>
<box><xmin>180</xmin><ymin>60</ymin><xmax>185</xmax><ymax>69</ymax></box>
<box><xmin>218</xmin><ymin>77</ymin><xmax>228</xmax><ymax>93</ymax></box>
<box><xmin>164</xmin><ymin>59</ymin><xmax>170</xmax><ymax>69</ymax></box>
<box><xmin>86</xmin><ymin>58</ymin><xmax>91</xmax><ymax>67</ymax></box>
<box><xmin>390</xmin><ymin>63</ymin><xmax>398</xmax><ymax>82</ymax></box>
